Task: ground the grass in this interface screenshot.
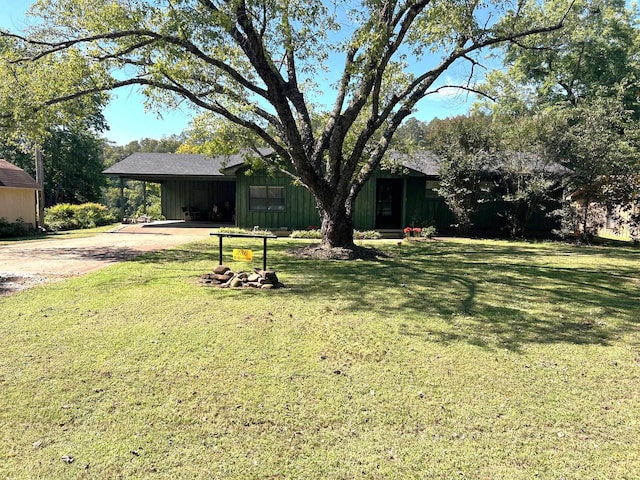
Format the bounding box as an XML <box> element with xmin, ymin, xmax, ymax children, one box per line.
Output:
<box><xmin>1</xmin><ymin>237</ymin><xmax>639</xmax><ymax>479</ymax></box>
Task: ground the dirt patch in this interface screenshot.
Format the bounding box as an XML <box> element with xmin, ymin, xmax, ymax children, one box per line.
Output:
<box><xmin>0</xmin><ymin>223</ymin><xmax>213</xmax><ymax>296</ymax></box>
<box><xmin>0</xmin><ymin>273</ymin><xmax>58</xmax><ymax>296</ymax></box>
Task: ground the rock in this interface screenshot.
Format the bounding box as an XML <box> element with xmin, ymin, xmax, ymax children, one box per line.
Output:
<box><xmin>254</xmin><ymin>269</ymin><xmax>279</xmax><ymax>284</ymax></box>
<box><xmin>202</xmin><ymin>268</ymin><xmax>283</xmax><ymax>289</ymax></box>
<box><xmin>212</xmin><ymin>272</ymin><xmax>233</xmax><ymax>282</ymax></box>
<box><xmin>247</xmin><ymin>273</ymin><xmax>261</xmax><ymax>282</ymax></box>
<box><xmin>213</xmin><ymin>265</ymin><xmax>231</xmax><ymax>275</ymax></box>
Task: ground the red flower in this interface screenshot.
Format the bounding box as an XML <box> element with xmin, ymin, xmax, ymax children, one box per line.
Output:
<box><xmin>403</xmin><ymin>227</ymin><xmax>412</xmax><ymax>233</ymax></box>
<box><xmin>412</xmin><ymin>227</ymin><xmax>422</xmax><ymax>233</ymax></box>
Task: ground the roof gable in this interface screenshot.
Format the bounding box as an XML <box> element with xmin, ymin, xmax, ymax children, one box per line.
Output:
<box><xmin>0</xmin><ymin>159</ymin><xmax>41</xmax><ymax>190</ymax></box>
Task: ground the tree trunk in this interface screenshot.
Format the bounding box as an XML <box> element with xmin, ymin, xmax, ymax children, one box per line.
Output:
<box><xmin>319</xmin><ymin>204</ymin><xmax>355</xmax><ymax>249</ymax></box>
<box><xmin>581</xmin><ymin>195</ymin><xmax>592</xmax><ymax>241</ymax></box>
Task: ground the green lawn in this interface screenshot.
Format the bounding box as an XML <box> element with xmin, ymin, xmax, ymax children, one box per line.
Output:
<box><xmin>1</xmin><ymin>238</ymin><xmax>639</xmax><ymax>479</ymax></box>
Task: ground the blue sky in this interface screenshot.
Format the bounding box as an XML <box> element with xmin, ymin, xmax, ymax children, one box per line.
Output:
<box><xmin>1</xmin><ymin>1</ymin><xmax>473</xmax><ymax>146</ymax></box>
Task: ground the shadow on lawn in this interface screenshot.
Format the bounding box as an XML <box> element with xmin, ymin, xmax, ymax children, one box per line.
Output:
<box><xmin>276</xmin><ymin>240</ymin><xmax>639</xmax><ymax>351</ymax></box>
<box><xmin>137</xmin><ymin>239</ymin><xmax>640</xmax><ymax>352</ymax></box>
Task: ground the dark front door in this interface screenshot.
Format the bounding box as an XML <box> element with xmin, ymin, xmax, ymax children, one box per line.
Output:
<box><xmin>375</xmin><ymin>178</ymin><xmax>403</xmax><ymax>229</ymax></box>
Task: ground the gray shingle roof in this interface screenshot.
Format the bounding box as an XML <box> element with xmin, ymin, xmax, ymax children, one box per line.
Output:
<box><xmin>386</xmin><ymin>150</ymin><xmax>570</xmax><ymax>177</ymax></box>
<box><xmin>0</xmin><ymin>159</ymin><xmax>41</xmax><ymax>190</ymax></box>
<box><xmin>385</xmin><ymin>150</ymin><xmax>441</xmax><ymax>176</ymax></box>
<box><xmin>102</xmin><ymin>152</ymin><xmax>246</xmax><ymax>178</ymax></box>
<box><xmin>103</xmin><ymin>149</ymin><xmax>570</xmax><ymax>181</ymax></box>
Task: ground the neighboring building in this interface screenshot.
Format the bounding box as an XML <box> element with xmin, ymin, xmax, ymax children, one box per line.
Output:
<box><xmin>0</xmin><ymin>159</ymin><xmax>41</xmax><ymax>229</ymax></box>
<box><xmin>586</xmin><ymin>202</ymin><xmax>639</xmax><ymax>241</ymax></box>
<box><xmin>103</xmin><ymin>150</ymin><xmax>562</xmax><ymax>236</ymax></box>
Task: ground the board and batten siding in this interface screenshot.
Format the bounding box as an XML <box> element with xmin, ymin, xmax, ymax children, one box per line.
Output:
<box><xmin>235</xmin><ymin>171</ymin><xmax>321</xmax><ymax>230</ymax></box>
<box><xmin>235</xmin><ymin>169</ymin><xmax>441</xmax><ymax>231</ymax></box>
<box><xmin>351</xmin><ymin>170</ymin><xmax>453</xmax><ymax>231</ymax></box>
<box><xmin>161</xmin><ymin>179</ymin><xmax>236</xmax><ymax>220</ymax></box>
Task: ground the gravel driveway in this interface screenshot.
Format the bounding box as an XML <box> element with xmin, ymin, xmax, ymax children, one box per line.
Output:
<box><xmin>0</xmin><ymin>223</ymin><xmax>213</xmax><ymax>295</ymax></box>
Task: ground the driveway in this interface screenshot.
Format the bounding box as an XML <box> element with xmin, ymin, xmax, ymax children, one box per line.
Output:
<box><xmin>0</xmin><ymin>223</ymin><xmax>213</xmax><ymax>295</ymax></box>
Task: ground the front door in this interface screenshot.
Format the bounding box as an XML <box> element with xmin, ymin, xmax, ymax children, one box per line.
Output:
<box><xmin>375</xmin><ymin>178</ymin><xmax>403</xmax><ymax>229</ymax></box>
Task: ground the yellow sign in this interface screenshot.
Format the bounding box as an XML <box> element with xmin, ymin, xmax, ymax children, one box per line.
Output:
<box><xmin>232</xmin><ymin>248</ymin><xmax>253</xmax><ymax>262</ymax></box>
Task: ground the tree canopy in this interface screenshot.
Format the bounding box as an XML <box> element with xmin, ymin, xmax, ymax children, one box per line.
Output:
<box><xmin>480</xmin><ymin>0</ymin><xmax>640</xmax><ymax>115</ymax></box>
<box><xmin>1</xmin><ymin>0</ymin><xmax>574</xmax><ymax>249</ymax></box>
<box><xmin>476</xmin><ymin>0</ymin><xmax>640</xmax><ymax>239</ymax></box>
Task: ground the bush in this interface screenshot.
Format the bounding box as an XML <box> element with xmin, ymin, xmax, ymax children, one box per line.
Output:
<box><xmin>45</xmin><ymin>203</ymin><xmax>116</xmax><ymax>231</ymax></box>
<box><xmin>420</xmin><ymin>225</ymin><xmax>437</xmax><ymax>239</ymax></box>
<box><xmin>0</xmin><ymin>218</ymin><xmax>30</xmax><ymax>238</ymax></box>
<box><xmin>354</xmin><ymin>230</ymin><xmax>382</xmax><ymax>240</ymax></box>
<box><xmin>214</xmin><ymin>227</ymin><xmax>274</xmax><ymax>236</ymax></box>
<box><xmin>290</xmin><ymin>229</ymin><xmax>382</xmax><ymax>240</ymax></box>
<box><xmin>290</xmin><ymin>229</ymin><xmax>323</xmax><ymax>239</ymax></box>
<box><xmin>134</xmin><ymin>202</ymin><xmax>165</xmax><ymax>221</ymax></box>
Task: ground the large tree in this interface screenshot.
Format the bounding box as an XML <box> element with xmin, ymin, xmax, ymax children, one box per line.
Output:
<box><xmin>1</xmin><ymin>0</ymin><xmax>573</xmax><ymax>250</ymax></box>
<box><xmin>480</xmin><ymin>0</ymin><xmax>640</xmax><ymax>115</ymax></box>
<box><xmin>477</xmin><ymin>0</ymin><xmax>640</xmax><ymax>239</ymax></box>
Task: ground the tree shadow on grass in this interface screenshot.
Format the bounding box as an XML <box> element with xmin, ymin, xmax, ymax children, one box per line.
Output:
<box><xmin>273</xmin><ymin>240</ymin><xmax>639</xmax><ymax>351</ymax></box>
<box><xmin>135</xmin><ymin>239</ymin><xmax>639</xmax><ymax>352</ymax></box>
<box><xmin>135</xmin><ymin>246</ymin><xmax>220</xmax><ymax>264</ymax></box>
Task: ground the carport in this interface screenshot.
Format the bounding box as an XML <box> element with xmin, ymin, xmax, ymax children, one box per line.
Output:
<box><xmin>103</xmin><ymin>152</ymin><xmax>246</xmax><ymax>223</ymax></box>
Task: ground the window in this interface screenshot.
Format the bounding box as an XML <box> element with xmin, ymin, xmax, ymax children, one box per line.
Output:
<box><xmin>424</xmin><ymin>180</ymin><xmax>440</xmax><ymax>198</ymax></box>
<box><xmin>249</xmin><ymin>186</ymin><xmax>285</xmax><ymax>211</ymax></box>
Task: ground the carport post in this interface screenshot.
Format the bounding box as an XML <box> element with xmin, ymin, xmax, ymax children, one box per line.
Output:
<box><xmin>119</xmin><ymin>178</ymin><xmax>125</xmax><ymax>220</ymax></box>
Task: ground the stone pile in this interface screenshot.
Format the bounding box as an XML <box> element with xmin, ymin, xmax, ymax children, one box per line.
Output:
<box><xmin>200</xmin><ymin>265</ymin><xmax>284</xmax><ymax>289</ymax></box>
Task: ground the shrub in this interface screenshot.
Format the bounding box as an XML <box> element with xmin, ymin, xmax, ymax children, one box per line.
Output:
<box><xmin>0</xmin><ymin>218</ymin><xmax>30</xmax><ymax>238</ymax></box>
<box><xmin>134</xmin><ymin>203</ymin><xmax>165</xmax><ymax>221</ymax></box>
<box><xmin>420</xmin><ymin>225</ymin><xmax>437</xmax><ymax>239</ymax></box>
<box><xmin>45</xmin><ymin>203</ymin><xmax>116</xmax><ymax>231</ymax></box>
<box><xmin>290</xmin><ymin>229</ymin><xmax>382</xmax><ymax>240</ymax></box>
<box><xmin>214</xmin><ymin>226</ymin><xmax>274</xmax><ymax>236</ymax></box>
<box><xmin>403</xmin><ymin>225</ymin><xmax>437</xmax><ymax>240</ymax></box>
<box><xmin>290</xmin><ymin>229</ymin><xmax>323</xmax><ymax>239</ymax></box>
<box><xmin>354</xmin><ymin>230</ymin><xmax>382</xmax><ymax>240</ymax></box>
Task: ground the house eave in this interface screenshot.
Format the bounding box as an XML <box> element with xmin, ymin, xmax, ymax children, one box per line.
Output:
<box><xmin>103</xmin><ymin>173</ymin><xmax>235</xmax><ymax>182</ymax></box>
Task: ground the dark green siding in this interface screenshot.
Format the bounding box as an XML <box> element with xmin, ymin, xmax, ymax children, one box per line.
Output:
<box><xmin>353</xmin><ymin>176</ymin><xmax>376</xmax><ymax>230</ymax></box>
<box><xmin>233</xmin><ymin>169</ymin><xmax>455</xmax><ymax>231</ymax></box>
<box><xmin>189</xmin><ymin>167</ymin><xmax>558</xmax><ymax>236</ymax></box>
<box><xmin>161</xmin><ymin>179</ymin><xmax>235</xmax><ymax>220</ymax></box>
<box><xmin>405</xmin><ymin>177</ymin><xmax>455</xmax><ymax>231</ymax></box>
<box><xmin>235</xmin><ymin>171</ymin><xmax>321</xmax><ymax>230</ymax></box>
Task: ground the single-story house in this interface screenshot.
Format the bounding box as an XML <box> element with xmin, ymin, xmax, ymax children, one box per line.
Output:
<box><xmin>0</xmin><ymin>159</ymin><xmax>41</xmax><ymax>228</ymax></box>
<box><xmin>103</xmin><ymin>150</ymin><xmax>563</xmax><ymax>236</ymax></box>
